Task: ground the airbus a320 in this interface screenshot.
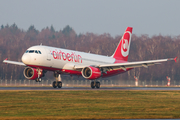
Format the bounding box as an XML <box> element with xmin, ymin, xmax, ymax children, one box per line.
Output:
<box><xmin>3</xmin><ymin>27</ymin><xmax>176</xmax><ymax>88</ymax></box>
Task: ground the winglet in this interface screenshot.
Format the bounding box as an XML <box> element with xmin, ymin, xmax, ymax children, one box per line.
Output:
<box><xmin>4</xmin><ymin>58</ymin><xmax>8</xmax><ymax>64</ymax></box>
<box><xmin>174</xmin><ymin>57</ymin><xmax>177</xmax><ymax>62</ymax></box>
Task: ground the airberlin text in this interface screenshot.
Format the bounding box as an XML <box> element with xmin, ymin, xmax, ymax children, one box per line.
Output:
<box><xmin>52</xmin><ymin>50</ymin><xmax>82</xmax><ymax>63</ymax></box>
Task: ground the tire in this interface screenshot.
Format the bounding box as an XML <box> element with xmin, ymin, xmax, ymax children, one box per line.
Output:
<box><xmin>35</xmin><ymin>78</ymin><xmax>39</xmax><ymax>82</ymax></box>
<box><xmin>52</xmin><ymin>81</ymin><xmax>57</xmax><ymax>88</ymax></box>
<box><xmin>57</xmin><ymin>81</ymin><xmax>62</xmax><ymax>88</ymax></box>
<box><xmin>91</xmin><ymin>82</ymin><xmax>95</xmax><ymax>89</ymax></box>
<box><xmin>38</xmin><ymin>78</ymin><xmax>42</xmax><ymax>82</ymax></box>
<box><xmin>96</xmin><ymin>82</ymin><xmax>100</xmax><ymax>89</ymax></box>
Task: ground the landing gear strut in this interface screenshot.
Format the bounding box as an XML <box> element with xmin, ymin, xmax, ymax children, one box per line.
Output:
<box><xmin>91</xmin><ymin>80</ymin><xmax>100</xmax><ymax>89</ymax></box>
<box><xmin>52</xmin><ymin>73</ymin><xmax>62</xmax><ymax>88</ymax></box>
<box><xmin>35</xmin><ymin>69</ymin><xmax>42</xmax><ymax>82</ymax></box>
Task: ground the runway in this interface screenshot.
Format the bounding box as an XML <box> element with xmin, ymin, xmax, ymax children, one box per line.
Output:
<box><xmin>0</xmin><ymin>87</ymin><xmax>180</xmax><ymax>90</ymax></box>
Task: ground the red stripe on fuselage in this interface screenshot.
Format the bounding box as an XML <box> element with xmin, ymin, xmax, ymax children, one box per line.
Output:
<box><xmin>27</xmin><ymin>61</ymin><xmax>133</xmax><ymax>79</ymax></box>
<box><xmin>26</xmin><ymin>64</ymin><xmax>82</xmax><ymax>75</ymax></box>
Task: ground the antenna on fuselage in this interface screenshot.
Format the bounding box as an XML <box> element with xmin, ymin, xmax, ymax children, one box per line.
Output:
<box><xmin>40</xmin><ymin>43</ymin><xmax>42</xmax><ymax>46</ymax></box>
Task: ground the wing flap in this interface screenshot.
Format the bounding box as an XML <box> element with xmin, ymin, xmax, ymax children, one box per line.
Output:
<box><xmin>99</xmin><ymin>58</ymin><xmax>172</xmax><ymax>68</ymax></box>
<box><xmin>73</xmin><ymin>58</ymin><xmax>175</xmax><ymax>71</ymax></box>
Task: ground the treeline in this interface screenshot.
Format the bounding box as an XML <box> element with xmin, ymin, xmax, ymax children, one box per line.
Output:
<box><xmin>0</xmin><ymin>24</ymin><xmax>179</xmax><ymax>82</ymax></box>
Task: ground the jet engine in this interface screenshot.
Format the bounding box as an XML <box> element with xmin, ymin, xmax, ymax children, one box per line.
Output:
<box><xmin>23</xmin><ymin>67</ymin><xmax>44</xmax><ymax>80</ymax></box>
<box><xmin>81</xmin><ymin>66</ymin><xmax>101</xmax><ymax>80</ymax></box>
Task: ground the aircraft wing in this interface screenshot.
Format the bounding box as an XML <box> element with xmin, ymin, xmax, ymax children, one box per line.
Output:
<box><xmin>3</xmin><ymin>59</ymin><xmax>26</xmax><ymax>66</ymax></box>
<box><xmin>74</xmin><ymin>57</ymin><xmax>177</xmax><ymax>71</ymax></box>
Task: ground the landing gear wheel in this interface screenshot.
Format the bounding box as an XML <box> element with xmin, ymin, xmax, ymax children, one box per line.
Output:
<box><xmin>91</xmin><ymin>82</ymin><xmax>95</xmax><ymax>89</ymax></box>
<box><xmin>95</xmin><ymin>82</ymin><xmax>100</xmax><ymax>88</ymax></box>
<box><xmin>57</xmin><ymin>81</ymin><xmax>62</xmax><ymax>88</ymax></box>
<box><xmin>35</xmin><ymin>78</ymin><xmax>42</xmax><ymax>82</ymax></box>
<box><xmin>38</xmin><ymin>78</ymin><xmax>42</xmax><ymax>82</ymax></box>
<box><xmin>52</xmin><ymin>81</ymin><xmax>57</xmax><ymax>88</ymax></box>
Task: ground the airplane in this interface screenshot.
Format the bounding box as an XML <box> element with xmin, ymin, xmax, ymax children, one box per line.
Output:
<box><xmin>3</xmin><ymin>27</ymin><xmax>177</xmax><ymax>89</ymax></box>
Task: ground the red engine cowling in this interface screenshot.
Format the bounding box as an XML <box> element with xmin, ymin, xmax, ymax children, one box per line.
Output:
<box><xmin>23</xmin><ymin>67</ymin><xmax>44</xmax><ymax>80</ymax></box>
<box><xmin>81</xmin><ymin>66</ymin><xmax>101</xmax><ymax>80</ymax></box>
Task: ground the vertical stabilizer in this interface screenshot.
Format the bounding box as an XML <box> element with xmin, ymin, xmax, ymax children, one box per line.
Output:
<box><xmin>112</xmin><ymin>27</ymin><xmax>133</xmax><ymax>61</ymax></box>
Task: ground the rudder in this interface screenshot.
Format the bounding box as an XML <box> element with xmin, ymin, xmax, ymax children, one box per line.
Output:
<box><xmin>112</xmin><ymin>27</ymin><xmax>133</xmax><ymax>61</ymax></box>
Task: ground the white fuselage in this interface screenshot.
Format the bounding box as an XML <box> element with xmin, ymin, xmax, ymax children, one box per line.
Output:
<box><xmin>22</xmin><ymin>45</ymin><xmax>116</xmax><ymax>72</ymax></box>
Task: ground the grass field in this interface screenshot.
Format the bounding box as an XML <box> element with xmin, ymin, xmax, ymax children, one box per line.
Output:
<box><xmin>0</xmin><ymin>90</ymin><xmax>180</xmax><ymax>119</ymax></box>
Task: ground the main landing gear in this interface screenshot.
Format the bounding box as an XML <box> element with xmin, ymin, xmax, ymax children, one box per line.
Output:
<box><xmin>52</xmin><ymin>73</ymin><xmax>62</xmax><ymax>88</ymax></box>
<box><xmin>51</xmin><ymin>72</ymin><xmax>100</xmax><ymax>89</ymax></box>
<box><xmin>91</xmin><ymin>80</ymin><xmax>100</xmax><ymax>89</ymax></box>
<box><xmin>52</xmin><ymin>81</ymin><xmax>62</xmax><ymax>88</ymax></box>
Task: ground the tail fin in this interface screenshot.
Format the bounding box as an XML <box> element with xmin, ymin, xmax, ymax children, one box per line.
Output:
<box><xmin>112</xmin><ymin>27</ymin><xmax>133</xmax><ymax>61</ymax></box>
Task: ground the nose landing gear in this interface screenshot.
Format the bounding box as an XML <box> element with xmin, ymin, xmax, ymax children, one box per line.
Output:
<box><xmin>35</xmin><ymin>78</ymin><xmax>42</xmax><ymax>82</ymax></box>
<box><xmin>35</xmin><ymin>69</ymin><xmax>43</xmax><ymax>82</ymax></box>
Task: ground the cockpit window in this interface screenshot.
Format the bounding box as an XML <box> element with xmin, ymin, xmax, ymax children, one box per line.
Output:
<box><xmin>26</xmin><ymin>50</ymin><xmax>42</xmax><ymax>54</ymax></box>
<box><xmin>38</xmin><ymin>51</ymin><xmax>42</xmax><ymax>54</ymax></box>
<box><xmin>29</xmin><ymin>50</ymin><xmax>34</xmax><ymax>53</ymax></box>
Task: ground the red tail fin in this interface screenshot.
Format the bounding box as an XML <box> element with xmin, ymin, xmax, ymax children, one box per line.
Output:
<box><xmin>112</xmin><ymin>27</ymin><xmax>133</xmax><ymax>61</ymax></box>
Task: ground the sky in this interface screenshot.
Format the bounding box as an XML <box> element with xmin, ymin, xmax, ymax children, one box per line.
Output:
<box><xmin>0</xmin><ymin>0</ymin><xmax>180</xmax><ymax>37</ymax></box>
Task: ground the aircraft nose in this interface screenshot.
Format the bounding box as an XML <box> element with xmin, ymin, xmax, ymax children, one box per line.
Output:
<box><xmin>22</xmin><ymin>54</ymin><xmax>31</xmax><ymax>64</ymax></box>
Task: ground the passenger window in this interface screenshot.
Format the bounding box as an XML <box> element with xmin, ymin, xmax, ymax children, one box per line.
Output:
<box><xmin>29</xmin><ymin>50</ymin><xmax>34</xmax><ymax>53</ymax></box>
<box><xmin>35</xmin><ymin>50</ymin><xmax>38</xmax><ymax>54</ymax></box>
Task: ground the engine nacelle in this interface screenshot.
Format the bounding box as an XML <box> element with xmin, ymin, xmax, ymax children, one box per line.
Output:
<box><xmin>23</xmin><ymin>67</ymin><xmax>44</xmax><ymax>80</ymax></box>
<box><xmin>81</xmin><ymin>66</ymin><xmax>101</xmax><ymax>80</ymax></box>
